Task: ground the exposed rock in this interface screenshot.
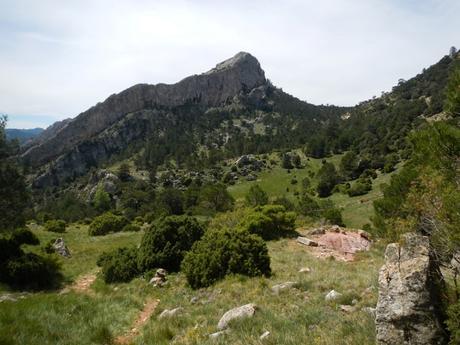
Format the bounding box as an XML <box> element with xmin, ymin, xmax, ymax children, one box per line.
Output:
<box><xmin>308</xmin><ymin>227</ymin><xmax>326</xmax><ymax>236</ymax></box>
<box><xmin>325</xmin><ymin>290</ymin><xmax>342</xmax><ymax>302</ymax></box>
<box><xmin>451</xmin><ymin>252</ymin><xmax>460</xmax><ymax>272</ymax></box>
<box><xmin>375</xmin><ymin>232</ymin><xmax>447</xmax><ymax>345</ymax></box>
<box><xmin>298</xmin><ymin>267</ymin><xmax>311</xmax><ymax>273</ymax></box>
<box><xmin>260</xmin><ymin>331</ymin><xmax>270</xmax><ymax>340</ymax></box>
<box><xmin>149</xmin><ymin>268</ymin><xmax>167</xmax><ymax>287</ymax></box>
<box><xmin>331</xmin><ymin>225</ymin><xmax>341</xmax><ymax>232</ymax></box>
<box><xmin>52</xmin><ymin>238</ymin><xmax>71</xmax><ymax>258</ymax></box>
<box><xmin>217</xmin><ymin>303</ymin><xmax>257</xmax><ymax>330</ymax></box>
<box><xmin>0</xmin><ymin>294</ymin><xmax>17</xmax><ymax>303</ymax></box>
<box><xmin>297</xmin><ymin>237</ymin><xmax>318</xmax><ymax>247</ymax></box>
<box><xmin>358</xmin><ymin>229</ymin><xmax>371</xmax><ymax>240</ymax></box>
<box><xmin>339</xmin><ymin>305</ymin><xmax>356</xmax><ymax>313</ymax></box>
<box><xmin>158</xmin><ymin>307</ymin><xmax>183</xmax><ymax>319</ymax></box>
<box><xmin>363</xmin><ymin>307</ymin><xmax>376</xmax><ymax>318</ymax></box>
<box><xmin>24</xmin><ymin>52</ymin><xmax>266</xmax><ymax>170</ymax></box>
<box><xmin>209</xmin><ymin>330</ymin><xmax>230</xmax><ymax>339</ymax></box>
<box><xmin>271</xmin><ymin>281</ymin><xmax>297</xmax><ymax>294</ymax></box>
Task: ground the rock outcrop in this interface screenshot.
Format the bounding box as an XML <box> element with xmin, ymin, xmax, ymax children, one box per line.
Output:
<box><xmin>22</xmin><ymin>52</ymin><xmax>266</xmax><ymax>168</ymax></box>
<box><xmin>217</xmin><ymin>303</ymin><xmax>257</xmax><ymax>330</ymax></box>
<box><xmin>52</xmin><ymin>238</ymin><xmax>71</xmax><ymax>258</ymax></box>
<box><xmin>375</xmin><ymin>232</ymin><xmax>447</xmax><ymax>345</ymax></box>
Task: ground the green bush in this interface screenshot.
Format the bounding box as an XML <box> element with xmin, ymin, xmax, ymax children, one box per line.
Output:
<box><xmin>138</xmin><ymin>215</ymin><xmax>204</xmax><ymax>272</ymax></box>
<box><xmin>122</xmin><ymin>223</ymin><xmax>141</xmax><ymax>232</ymax></box>
<box><xmin>447</xmin><ymin>300</ymin><xmax>460</xmax><ymax>345</ymax></box>
<box><xmin>0</xmin><ymin>229</ymin><xmax>62</xmax><ymax>290</ymax></box>
<box><xmin>322</xmin><ymin>207</ymin><xmax>345</xmax><ymax>226</ymax></box>
<box><xmin>239</xmin><ymin>205</ymin><xmax>296</xmax><ymax>240</ymax></box>
<box><xmin>88</xmin><ymin>213</ymin><xmax>128</xmax><ymax>236</ymax></box>
<box><xmin>4</xmin><ymin>253</ymin><xmax>62</xmax><ymax>289</ymax></box>
<box><xmin>44</xmin><ymin>219</ymin><xmax>66</xmax><ymax>233</ymax></box>
<box><xmin>182</xmin><ymin>228</ymin><xmax>271</xmax><ymax>289</ymax></box>
<box><xmin>347</xmin><ymin>178</ymin><xmax>372</xmax><ymax>197</ymax></box>
<box><xmin>97</xmin><ymin>247</ymin><xmax>139</xmax><ymax>283</ymax></box>
<box><xmin>245</xmin><ymin>185</ymin><xmax>269</xmax><ymax>207</ymax></box>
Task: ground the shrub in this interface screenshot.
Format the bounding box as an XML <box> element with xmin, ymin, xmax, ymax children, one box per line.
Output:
<box><xmin>137</xmin><ymin>215</ymin><xmax>204</xmax><ymax>272</ymax></box>
<box><xmin>88</xmin><ymin>213</ymin><xmax>128</xmax><ymax>236</ymax></box>
<box><xmin>447</xmin><ymin>300</ymin><xmax>460</xmax><ymax>345</ymax></box>
<box><xmin>97</xmin><ymin>247</ymin><xmax>139</xmax><ymax>283</ymax></box>
<box><xmin>4</xmin><ymin>253</ymin><xmax>62</xmax><ymax>289</ymax></box>
<box><xmin>272</xmin><ymin>196</ymin><xmax>295</xmax><ymax>211</ymax></box>
<box><xmin>181</xmin><ymin>228</ymin><xmax>271</xmax><ymax>289</ymax></box>
<box><xmin>122</xmin><ymin>223</ymin><xmax>141</xmax><ymax>232</ymax></box>
<box><xmin>44</xmin><ymin>219</ymin><xmax>66</xmax><ymax>233</ymax></box>
<box><xmin>347</xmin><ymin>178</ymin><xmax>372</xmax><ymax>197</ymax></box>
<box><xmin>239</xmin><ymin>205</ymin><xmax>296</xmax><ymax>240</ymax></box>
<box><xmin>245</xmin><ymin>185</ymin><xmax>268</xmax><ymax>207</ymax></box>
<box><xmin>298</xmin><ymin>194</ymin><xmax>321</xmax><ymax>217</ymax></box>
<box><xmin>0</xmin><ymin>229</ymin><xmax>62</xmax><ymax>290</ymax></box>
<box><xmin>322</xmin><ymin>207</ymin><xmax>345</xmax><ymax>226</ymax></box>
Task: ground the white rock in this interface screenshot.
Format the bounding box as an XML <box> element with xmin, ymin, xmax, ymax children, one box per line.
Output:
<box><xmin>209</xmin><ymin>330</ymin><xmax>230</xmax><ymax>339</ymax></box>
<box><xmin>325</xmin><ymin>290</ymin><xmax>342</xmax><ymax>302</ymax></box>
<box><xmin>260</xmin><ymin>331</ymin><xmax>270</xmax><ymax>340</ymax></box>
<box><xmin>271</xmin><ymin>281</ymin><xmax>297</xmax><ymax>294</ymax></box>
<box><xmin>158</xmin><ymin>307</ymin><xmax>183</xmax><ymax>319</ymax></box>
<box><xmin>217</xmin><ymin>303</ymin><xmax>257</xmax><ymax>330</ymax></box>
<box><xmin>297</xmin><ymin>237</ymin><xmax>318</xmax><ymax>247</ymax></box>
<box><xmin>298</xmin><ymin>267</ymin><xmax>311</xmax><ymax>273</ymax></box>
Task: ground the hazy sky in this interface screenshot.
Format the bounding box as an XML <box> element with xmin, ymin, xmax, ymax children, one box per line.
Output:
<box><xmin>1</xmin><ymin>0</ymin><xmax>459</xmax><ymax>128</ymax></box>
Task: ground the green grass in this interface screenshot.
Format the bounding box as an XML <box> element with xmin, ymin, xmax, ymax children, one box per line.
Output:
<box><xmin>25</xmin><ymin>224</ymin><xmax>143</xmax><ymax>282</ymax></box>
<box><xmin>227</xmin><ymin>153</ymin><xmax>397</xmax><ymax>229</ymax></box>
<box><xmin>0</xmin><ymin>224</ymin><xmax>383</xmax><ymax>345</ymax></box>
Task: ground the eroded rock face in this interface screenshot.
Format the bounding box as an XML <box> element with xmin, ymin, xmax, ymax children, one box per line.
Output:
<box><xmin>375</xmin><ymin>232</ymin><xmax>447</xmax><ymax>345</ymax></box>
<box><xmin>23</xmin><ymin>52</ymin><xmax>266</xmax><ymax>168</ymax></box>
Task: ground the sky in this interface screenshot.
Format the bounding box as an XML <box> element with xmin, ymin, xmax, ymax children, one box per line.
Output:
<box><xmin>1</xmin><ymin>0</ymin><xmax>459</xmax><ymax>128</ymax></box>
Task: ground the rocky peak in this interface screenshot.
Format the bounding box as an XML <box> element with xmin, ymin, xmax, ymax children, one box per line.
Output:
<box><xmin>22</xmin><ymin>52</ymin><xmax>267</xmax><ymax>167</ymax></box>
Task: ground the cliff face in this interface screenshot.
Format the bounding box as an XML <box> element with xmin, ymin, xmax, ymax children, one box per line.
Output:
<box><xmin>22</xmin><ymin>52</ymin><xmax>266</xmax><ymax>167</ymax></box>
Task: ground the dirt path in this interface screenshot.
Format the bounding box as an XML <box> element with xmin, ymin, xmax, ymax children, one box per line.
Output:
<box><xmin>114</xmin><ymin>298</ymin><xmax>160</xmax><ymax>344</ymax></box>
<box><xmin>61</xmin><ymin>268</ymin><xmax>100</xmax><ymax>295</ymax></box>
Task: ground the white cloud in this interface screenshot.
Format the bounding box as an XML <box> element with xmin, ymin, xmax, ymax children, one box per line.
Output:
<box><xmin>0</xmin><ymin>0</ymin><xmax>459</xmax><ymax>127</ymax></box>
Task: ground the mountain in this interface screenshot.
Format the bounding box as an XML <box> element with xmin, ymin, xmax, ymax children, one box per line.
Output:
<box><xmin>24</xmin><ymin>52</ymin><xmax>346</xmax><ymax>188</ymax></box>
<box><xmin>5</xmin><ymin>127</ymin><xmax>44</xmax><ymax>143</ymax></box>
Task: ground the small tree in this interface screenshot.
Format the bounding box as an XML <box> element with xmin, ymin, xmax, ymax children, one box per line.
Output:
<box><xmin>281</xmin><ymin>153</ymin><xmax>293</xmax><ymax>169</ymax></box>
<box><xmin>316</xmin><ymin>162</ymin><xmax>339</xmax><ymax>197</ymax></box>
<box><xmin>182</xmin><ymin>228</ymin><xmax>271</xmax><ymax>289</ymax></box>
<box><xmin>245</xmin><ymin>185</ymin><xmax>269</xmax><ymax>207</ymax></box>
<box><xmin>137</xmin><ymin>215</ymin><xmax>204</xmax><ymax>272</ymax></box>
<box><xmin>93</xmin><ymin>185</ymin><xmax>111</xmax><ymax>212</ymax></box>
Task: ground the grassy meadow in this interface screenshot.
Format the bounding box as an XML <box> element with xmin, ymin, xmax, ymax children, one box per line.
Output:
<box><xmin>0</xmin><ymin>153</ymin><xmax>393</xmax><ymax>345</ymax></box>
<box><xmin>0</xmin><ymin>223</ymin><xmax>383</xmax><ymax>345</ymax></box>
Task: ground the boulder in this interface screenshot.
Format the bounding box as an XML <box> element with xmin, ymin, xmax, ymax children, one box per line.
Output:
<box><xmin>217</xmin><ymin>303</ymin><xmax>257</xmax><ymax>330</ymax></box>
<box><xmin>149</xmin><ymin>268</ymin><xmax>167</xmax><ymax>287</ymax></box>
<box><xmin>298</xmin><ymin>267</ymin><xmax>311</xmax><ymax>273</ymax></box>
<box><xmin>375</xmin><ymin>232</ymin><xmax>447</xmax><ymax>345</ymax></box>
<box><xmin>271</xmin><ymin>281</ymin><xmax>297</xmax><ymax>294</ymax></box>
<box><xmin>297</xmin><ymin>237</ymin><xmax>318</xmax><ymax>247</ymax></box>
<box><xmin>209</xmin><ymin>330</ymin><xmax>230</xmax><ymax>339</ymax></box>
<box><xmin>325</xmin><ymin>290</ymin><xmax>342</xmax><ymax>302</ymax></box>
<box><xmin>308</xmin><ymin>227</ymin><xmax>325</xmax><ymax>236</ymax></box>
<box><xmin>158</xmin><ymin>307</ymin><xmax>183</xmax><ymax>319</ymax></box>
<box><xmin>52</xmin><ymin>238</ymin><xmax>71</xmax><ymax>258</ymax></box>
<box><xmin>260</xmin><ymin>331</ymin><xmax>270</xmax><ymax>340</ymax></box>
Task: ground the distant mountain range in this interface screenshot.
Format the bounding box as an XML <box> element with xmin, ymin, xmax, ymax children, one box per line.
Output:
<box><xmin>20</xmin><ymin>50</ymin><xmax>459</xmax><ymax>189</ymax></box>
<box><xmin>6</xmin><ymin>128</ymin><xmax>44</xmax><ymax>143</ymax></box>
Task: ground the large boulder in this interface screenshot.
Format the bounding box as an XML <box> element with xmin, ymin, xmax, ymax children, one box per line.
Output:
<box><xmin>375</xmin><ymin>232</ymin><xmax>447</xmax><ymax>345</ymax></box>
<box><xmin>217</xmin><ymin>303</ymin><xmax>257</xmax><ymax>330</ymax></box>
<box><xmin>52</xmin><ymin>238</ymin><xmax>71</xmax><ymax>258</ymax></box>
